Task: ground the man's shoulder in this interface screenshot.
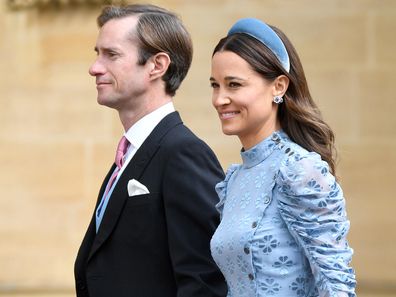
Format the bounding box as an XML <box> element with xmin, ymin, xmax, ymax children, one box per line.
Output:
<box><xmin>163</xmin><ymin>122</ymin><xmax>207</xmax><ymax>148</ymax></box>
<box><xmin>154</xmin><ymin>111</ymin><xmax>217</xmax><ymax>155</ymax></box>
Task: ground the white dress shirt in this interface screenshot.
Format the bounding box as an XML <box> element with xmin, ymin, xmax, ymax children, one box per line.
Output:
<box><xmin>119</xmin><ymin>102</ymin><xmax>175</xmax><ymax>177</ymax></box>
<box><xmin>96</xmin><ymin>102</ymin><xmax>175</xmax><ymax>231</ymax></box>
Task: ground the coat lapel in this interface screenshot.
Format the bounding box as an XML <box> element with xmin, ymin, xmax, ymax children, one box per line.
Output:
<box><xmin>88</xmin><ymin>112</ymin><xmax>183</xmax><ymax>261</ymax></box>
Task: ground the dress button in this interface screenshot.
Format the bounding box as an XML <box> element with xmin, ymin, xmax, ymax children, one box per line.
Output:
<box><xmin>244</xmin><ymin>247</ymin><xmax>250</xmax><ymax>254</ymax></box>
<box><xmin>263</xmin><ymin>196</ymin><xmax>271</xmax><ymax>204</ymax></box>
<box><xmin>251</xmin><ymin>221</ymin><xmax>257</xmax><ymax>228</ymax></box>
<box><xmin>248</xmin><ymin>273</ymin><xmax>254</xmax><ymax>280</ymax></box>
<box><xmin>271</xmin><ymin>134</ymin><xmax>280</xmax><ymax>143</ymax></box>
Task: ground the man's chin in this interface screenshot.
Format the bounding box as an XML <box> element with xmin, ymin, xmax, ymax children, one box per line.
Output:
<box><xmin>97</xmin><ymin>96</ymin><xmax>116</xmax><ymax>108</ymax></box>
<box><xmin>97</xmin><ymin>98</ymin><xmax>116</xmax><ymax>108</ymax></box>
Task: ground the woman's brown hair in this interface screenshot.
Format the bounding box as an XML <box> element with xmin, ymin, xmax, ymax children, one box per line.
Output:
<box><xmin>213</xmin><ymin>27</ymin><xmax>337</xmax><ymax>175</ymax></box>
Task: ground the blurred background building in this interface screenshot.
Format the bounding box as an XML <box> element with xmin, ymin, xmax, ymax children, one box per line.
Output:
<box><xmin>0</xmin><ymin>0</ymin><xmax>395</xmax><ymax>296</ymax></box>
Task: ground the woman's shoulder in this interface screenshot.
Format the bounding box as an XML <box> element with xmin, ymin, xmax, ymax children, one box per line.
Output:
<box><xmin>214</xmin><ymin>164</ymin><xmax>241</xmax><ymax>216</ymax></box>
<box><xmin>275</xmin><ymin>138</ymin><xmax>346</xmax><ymax>225</ymax></box>
<box><xmin>215</xmin><ymin>164</ymin><xmax>240</xmax><ymax>199</ymax></box>
<box><xmin>276</xmin><ymin>139</ymin><xmax>336</xmax><ymax>196</ymax></box>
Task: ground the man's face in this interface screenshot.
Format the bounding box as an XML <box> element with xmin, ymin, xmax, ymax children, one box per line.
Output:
<box><xmin>89</xmin><ymin>16</ymin><xmax>150</xmax><ymax>110</ymax></box>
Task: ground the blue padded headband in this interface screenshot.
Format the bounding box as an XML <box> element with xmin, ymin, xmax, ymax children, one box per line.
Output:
<box><xmin>227</xmin><ymin>18</ymin><xmax>290</xmax><ymax>72</ymax></box>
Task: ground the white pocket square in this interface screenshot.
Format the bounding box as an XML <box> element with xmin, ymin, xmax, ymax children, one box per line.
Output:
<box><xmin>127</xmin><ymin>179</ymin><xmax>150</xmax><ymax>197</ymax></box>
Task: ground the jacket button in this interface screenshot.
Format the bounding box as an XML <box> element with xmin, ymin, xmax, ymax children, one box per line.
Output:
<box><xmin>248</xmin><ymin>273</ymin><xmax>254</xmax><ymax>280</ymax></box>
<box><xmin>252</xmin><ymin>221</ymin><xmax>257</xmax><ymax>228</ymax></box>
<box><xmin>244</xmin><ymin>247</ymin><xmax>250</xmax><ymax>254</ymax></box>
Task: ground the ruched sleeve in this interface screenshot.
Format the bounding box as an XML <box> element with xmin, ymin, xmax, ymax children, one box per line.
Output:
<box><xmin>275</xmin><ymin>152</ymin><xmax>356</xmax><ymax>297</ymax></box>
<box><xmin>214</xmin><ymin>164</ymin><xmax>240</xmax><ymax>218</ymax></box>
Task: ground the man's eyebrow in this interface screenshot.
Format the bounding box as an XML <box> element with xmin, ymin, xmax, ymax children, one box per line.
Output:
<box><xmin>93</xmin><ymin>46</ymin><xmax>121</xmax><ymax>53</ymax></box>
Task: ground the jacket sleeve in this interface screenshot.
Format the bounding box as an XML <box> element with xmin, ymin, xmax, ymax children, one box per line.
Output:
<box><xmin>162</xmin><ymin>136</ymin><xmax>227</xmax><ymax>297</ymax></box>
<box><xmin>276</xmin><ymin>152</ymin><xmax>356</xmax><ymax>297</ymax></box>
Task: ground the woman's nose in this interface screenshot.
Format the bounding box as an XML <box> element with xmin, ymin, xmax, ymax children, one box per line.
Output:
<box><xmin>212</xmin><ymin>90</ymin><xmax>231</xmax><ymax>107</ymax></box>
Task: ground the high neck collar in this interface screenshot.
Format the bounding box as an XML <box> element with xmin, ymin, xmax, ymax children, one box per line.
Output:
<box><xmin>241</xmin><ymin>130</ymin><xmax>287</xmax><ymax>168</ymax></box>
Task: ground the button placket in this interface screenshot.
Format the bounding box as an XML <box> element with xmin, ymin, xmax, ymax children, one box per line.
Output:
<box><xmin>263</xmin><ymin>195</ymin><xmax>271</xmax><ymax>204</ymax></box>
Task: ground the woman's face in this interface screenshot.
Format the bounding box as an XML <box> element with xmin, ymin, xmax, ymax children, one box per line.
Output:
<box><xmin>210</xmin><ymin>50</ymin><xmax>280</xmax><ymax>149</ymax></box>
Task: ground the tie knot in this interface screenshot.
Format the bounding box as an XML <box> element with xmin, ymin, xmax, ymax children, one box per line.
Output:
<box><xmin>115</xmin><ymin>136</ymin><xmax>130</xmax><ymax>168</ymax></box>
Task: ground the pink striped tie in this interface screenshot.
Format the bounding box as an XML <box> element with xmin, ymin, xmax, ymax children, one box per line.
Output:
<box><xmin>97</xmin><ymin>136</ymin><xmax>130</xmax><ymax>216</ymax></box>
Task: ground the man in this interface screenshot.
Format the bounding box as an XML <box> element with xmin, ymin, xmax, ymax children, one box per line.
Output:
<box><xmin>74</xmin><ymin>4</ymin><xmax>227</xmax><ymax>297</ymax></box>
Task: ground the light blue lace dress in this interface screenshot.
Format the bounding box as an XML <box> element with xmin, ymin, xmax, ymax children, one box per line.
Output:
<box><xmin>210</xmin><ymin>131</ymin><xmax>356</xmax><ymax>297</ymax></box>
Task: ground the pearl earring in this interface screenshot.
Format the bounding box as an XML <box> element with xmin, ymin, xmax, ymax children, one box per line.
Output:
<box><xmin>273</xmin><ymin>95</ymin><xmax>283</xmax><ymax>104</ymax></box>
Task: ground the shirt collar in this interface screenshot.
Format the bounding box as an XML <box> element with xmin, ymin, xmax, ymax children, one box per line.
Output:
<box><xmin>240</xmin><ymin>130</ymin><xmax>288</xmax><ymax>168</ymax></box>
<box><xmin>124</xmin><ymin>102</ymin><xmax>175</xmax><ymax>151</ymax></box>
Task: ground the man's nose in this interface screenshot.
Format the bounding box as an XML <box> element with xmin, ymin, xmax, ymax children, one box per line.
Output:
<box><xmin>88</xmin><ymin>59</ymin><xmax>105</xmax><ymax>76</ymax></box>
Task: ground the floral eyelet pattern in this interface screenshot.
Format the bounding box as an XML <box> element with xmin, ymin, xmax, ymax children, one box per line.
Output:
<box><xmin>211</xmin><ymin>130</ymin><xmax>356</xmax><ymax>297</ymax></box>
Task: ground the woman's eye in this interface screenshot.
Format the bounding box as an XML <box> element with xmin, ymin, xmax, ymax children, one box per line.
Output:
<box><xmin>210</xmin><ymin>82</ymin><xmax>219</xmax><ymax>88</ymax></box>
<box><xmin>229</xmin><ymin>82</ymin><xmax>241</xmax><ymax>88</ymax></box>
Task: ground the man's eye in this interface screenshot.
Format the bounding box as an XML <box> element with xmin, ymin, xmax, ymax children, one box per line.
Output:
<box><xmin>107</xmin><ymin>52</ymin><xmax>118</xmax><ymax>58</ymax></box>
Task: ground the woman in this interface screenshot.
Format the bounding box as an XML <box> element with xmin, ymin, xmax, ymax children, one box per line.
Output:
<box><xmin>209</xmin><ymin>18</ymin><xmax>356</xmax><ymax>297</ymax></box>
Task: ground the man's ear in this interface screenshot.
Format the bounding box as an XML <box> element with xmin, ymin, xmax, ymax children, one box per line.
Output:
<box><xmin>148</xmin><ymin>52</ymin><xmax>171</xmax><ymax>80</ymax></box>
<box><xmin>272</xmin><ymin>75</ymin><xmax>289</xmax><ymax>97</ymax></box>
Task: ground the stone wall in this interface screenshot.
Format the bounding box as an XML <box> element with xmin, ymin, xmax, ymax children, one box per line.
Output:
<box><xmin>0</xmin><ymin>0</ymin><xmax>395</xmax><ymax>295</ymax></box>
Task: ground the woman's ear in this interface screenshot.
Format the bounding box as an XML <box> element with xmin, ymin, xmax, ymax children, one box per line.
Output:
<box><xmin>148</xmin><ymin>52</ymin><xmax>171</xmax><ymax>80</ymax></box>
<box><xmin>273</xmin><ymin>75</ymin><xmax>289</xmax><ymax>97</ymax></box>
